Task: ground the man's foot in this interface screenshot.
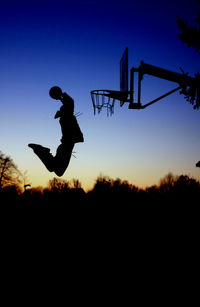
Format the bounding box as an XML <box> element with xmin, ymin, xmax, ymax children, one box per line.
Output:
<box><xmin>196</xmin><ymin>161</ymin><xmax>200</xmax><ymax>167</ymax></box>
<box><xmin>28</xmin><ymin>144</ymin><xmax>50</xmax><ymax>153</ymax></box>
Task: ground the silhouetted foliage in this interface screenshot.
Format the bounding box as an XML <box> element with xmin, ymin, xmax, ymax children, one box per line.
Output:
<box><xmin>1</xmin><ymin>165</ymin><xmax>200</xmax><ymax>206</ymax></box>
<box><xmin>0</xmin><ymin>151</ymin><xmax>22</xmax><ymax>192</ymax></box>
<box><xmin>0</xmin><ymin>185</ymin><xmax>20</xmax><ymax>202</ymax></box>
<box><xmin>48</xmin><ymin>177</ymin><xmax>69</xmax><ymax>193</ymax></box>
<box><xmin>159</xmin><ymin>172</ymin><xmax>178</xmax><ymax>193</ymax></box>
<box><xmin>177</xmin><ymin>10</ymin><xmax>200</xmax><ymax>109</ymax></box>
<box><xmin>174</xmin><ymin>175</ymin><xmax>200</xmax><ymax>195</ymax></box>
<box><xmin>177</xmin><ymin>14</ymin><xmax>200</xmax><ymax>54</ymax></box>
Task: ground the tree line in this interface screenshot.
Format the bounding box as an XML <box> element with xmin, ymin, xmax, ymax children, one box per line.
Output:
<box><xmin>1</xmin><ymin>150</ymin><xmax>199</xmax><ymax>204</ymax></box>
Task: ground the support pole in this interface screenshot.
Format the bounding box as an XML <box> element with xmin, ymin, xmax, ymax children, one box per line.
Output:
<box><xmin>141</xmin><ymin>86</ymin><xmax>181</xmax><ymax>109</ymax></box>
<box><xmin>130</xmin><ymin>68</ymin><xmax>134</xmax><ymax>103</ymax></box>
<box><xmin>138</xmin><ymin>70</ymin><xmax>142</xmax><ymax>106</ymax></box>
<box><xmin>139</xmin><ymin>62</ymin><xmax>196</xmax><ymax>87</ymax></box>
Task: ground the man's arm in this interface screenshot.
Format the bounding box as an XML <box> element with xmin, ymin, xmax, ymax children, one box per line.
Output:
<box><xmin>54</xmin><ymin>110</ymin><xmax>61</xmax><ymax>119</ymax></box>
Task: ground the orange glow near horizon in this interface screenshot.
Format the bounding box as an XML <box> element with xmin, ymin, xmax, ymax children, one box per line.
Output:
<box><xmin>1</xmin><ymin>1</ymin><xmax>200</xmax><ymax>191</ymax></box>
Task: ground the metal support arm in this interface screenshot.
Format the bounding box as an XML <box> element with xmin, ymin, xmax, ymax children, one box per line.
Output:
<box><xmin>139</xmin><ymin>62</ymin><xmax>196</xmax><ymax>87</ymax></box>
<box><xmin>128</xmin><ymin>62</ymin><xmax>197</xmax><ymax>109</ymax></box>
<box><xmin>141</xmin><ymin>86</ymin><xmax>182</xmax><ymax>109</ymax></box>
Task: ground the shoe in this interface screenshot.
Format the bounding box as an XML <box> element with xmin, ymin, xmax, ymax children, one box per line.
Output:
<box><xmin>196</xmin><ymin>161</ymin><xmax>200</xmax><ymax>167</ymax></box>
<box><xmin>28</xmin><ymin>144</ymin><xmax>50</xmax><ymax>153</ymax></box>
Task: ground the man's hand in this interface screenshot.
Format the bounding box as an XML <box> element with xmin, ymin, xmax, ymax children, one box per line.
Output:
<box><xmin>54</xmin><ymin>111</ymin><xmax>61</xmax><ymax>119</ymax></box>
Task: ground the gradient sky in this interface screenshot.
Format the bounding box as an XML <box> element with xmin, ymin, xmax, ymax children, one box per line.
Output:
<box><xmin>1</xmin><ymin>0</ymin><xmax>200</xmax><ymax>190</ymax></box>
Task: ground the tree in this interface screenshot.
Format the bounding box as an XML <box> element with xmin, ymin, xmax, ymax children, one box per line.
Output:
<box><xmin>177</xmin><ymin>7</ymin><xmax>200</xmax><ymax>109</ymax></box>
<box><xmin>177</xmin><ymin>13</ymin><xmax>200</xmax><ymax>54</ymax></box>
<box><xmin>48</xmin><ymin>177</ymin><xmax>69</xmax><ymax>193</ymax></box>
<box><xmin>71</xmin><ymin>179</ymin><xmax>82</xmax><ymax>190</ymax></box>
<box><xmin>0</xmin><ymin>150</ymin><xmax>22</xmax><ymax>191</ymax></box>
<box><xmin>159</xmin><ymin>172</ymin><xmax>178</xmax><ymax>193</ymax></box>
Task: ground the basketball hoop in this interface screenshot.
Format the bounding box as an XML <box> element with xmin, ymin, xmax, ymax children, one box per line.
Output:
<box><xmin>91</xmin><ymin>90</ymin><xmax>116</xmax><ymax>116</ymax></box>
<box><xmin>91</xmin><ymin>89</ymin><xmax>129</xmax><ymax>116</ymax></box>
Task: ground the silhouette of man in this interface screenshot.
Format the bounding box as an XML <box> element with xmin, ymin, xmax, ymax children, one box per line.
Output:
<box><xmin>28</xmin><ymin>86</ymin><xmax>84</xmax><ymax>176</ymax></box>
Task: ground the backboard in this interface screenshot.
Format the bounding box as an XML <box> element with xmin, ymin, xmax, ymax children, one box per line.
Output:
<box><xmin>120</xmin><ymin>48</ymin><xmax>128</xmax><ymax>106</ymax></box>
<box><xmin>91</xmin><ymin>48</ymin><xmax>130</xmax><ymax>115</ymax></box>
<box><xmin>120</xmin><ymin>48</ymin><xmax>128</xmax><ymax>93</ymax></box>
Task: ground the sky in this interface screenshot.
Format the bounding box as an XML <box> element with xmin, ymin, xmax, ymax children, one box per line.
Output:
<box><xmin>0</xmin><ymin>0</ymin><xmax>200</xmax><ymax>190</ymax></box>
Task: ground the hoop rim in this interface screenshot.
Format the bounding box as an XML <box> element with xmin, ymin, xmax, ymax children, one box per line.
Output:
<box><xmin>91</xmin><ymin>89</ymin><xmax>129</xmax><ymax>101</ymax></box>
<box><xmin>91</xmin><ymin>89</ymin><xmax>130</xmax><ymax>116</ymax></box>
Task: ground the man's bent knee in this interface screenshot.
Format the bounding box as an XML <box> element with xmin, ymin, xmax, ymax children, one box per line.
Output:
<box><xmin>54</xmin><ymin>168</ymin><xmax>66</xmax><ymax>177</ymax></box>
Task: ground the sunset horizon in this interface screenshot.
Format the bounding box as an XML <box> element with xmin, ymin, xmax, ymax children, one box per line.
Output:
<box><xmin>1</xmin><ymin>0</ymin><xmax>200</xmax><ymax>194</ymax></box>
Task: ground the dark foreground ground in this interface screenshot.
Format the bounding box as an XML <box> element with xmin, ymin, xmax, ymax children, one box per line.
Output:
<box><xmin>1</xmin><ymin>174</ymin><xmax>199</xmax><ymax>232</ymax></box>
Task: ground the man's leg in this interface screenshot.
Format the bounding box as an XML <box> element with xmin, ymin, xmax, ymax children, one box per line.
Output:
<box><xmin>54</xmin><ymin>142</ymin><xmax>74</xmax><ymax>176</ymax></box>
<box><xmin>28</xmin><ymin>142</ymin><xmax>74</xmax><ymax>176</ymax></box>
<box><xmin>28</xmin><ymin>144</ymin><xmax>55</xmax><ymax>172</ymax></box>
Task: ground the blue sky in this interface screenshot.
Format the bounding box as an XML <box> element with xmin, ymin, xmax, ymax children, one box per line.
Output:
<box><xmin>0</xmin><ymin>0</ymin><xmax>200</xmax><ymax>189</ymax></box>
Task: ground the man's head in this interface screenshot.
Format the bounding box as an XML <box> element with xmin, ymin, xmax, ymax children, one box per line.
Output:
<box><xmin>49</xmin><ymin>86</ymin><xmax>63</xmax><ymax>100</ymax></box>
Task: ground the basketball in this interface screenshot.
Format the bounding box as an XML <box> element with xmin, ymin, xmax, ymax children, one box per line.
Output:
<box><xmin>49</xmin><ymin>86</ymin><xmax>63</xmax><ymax>100</ymax></box>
